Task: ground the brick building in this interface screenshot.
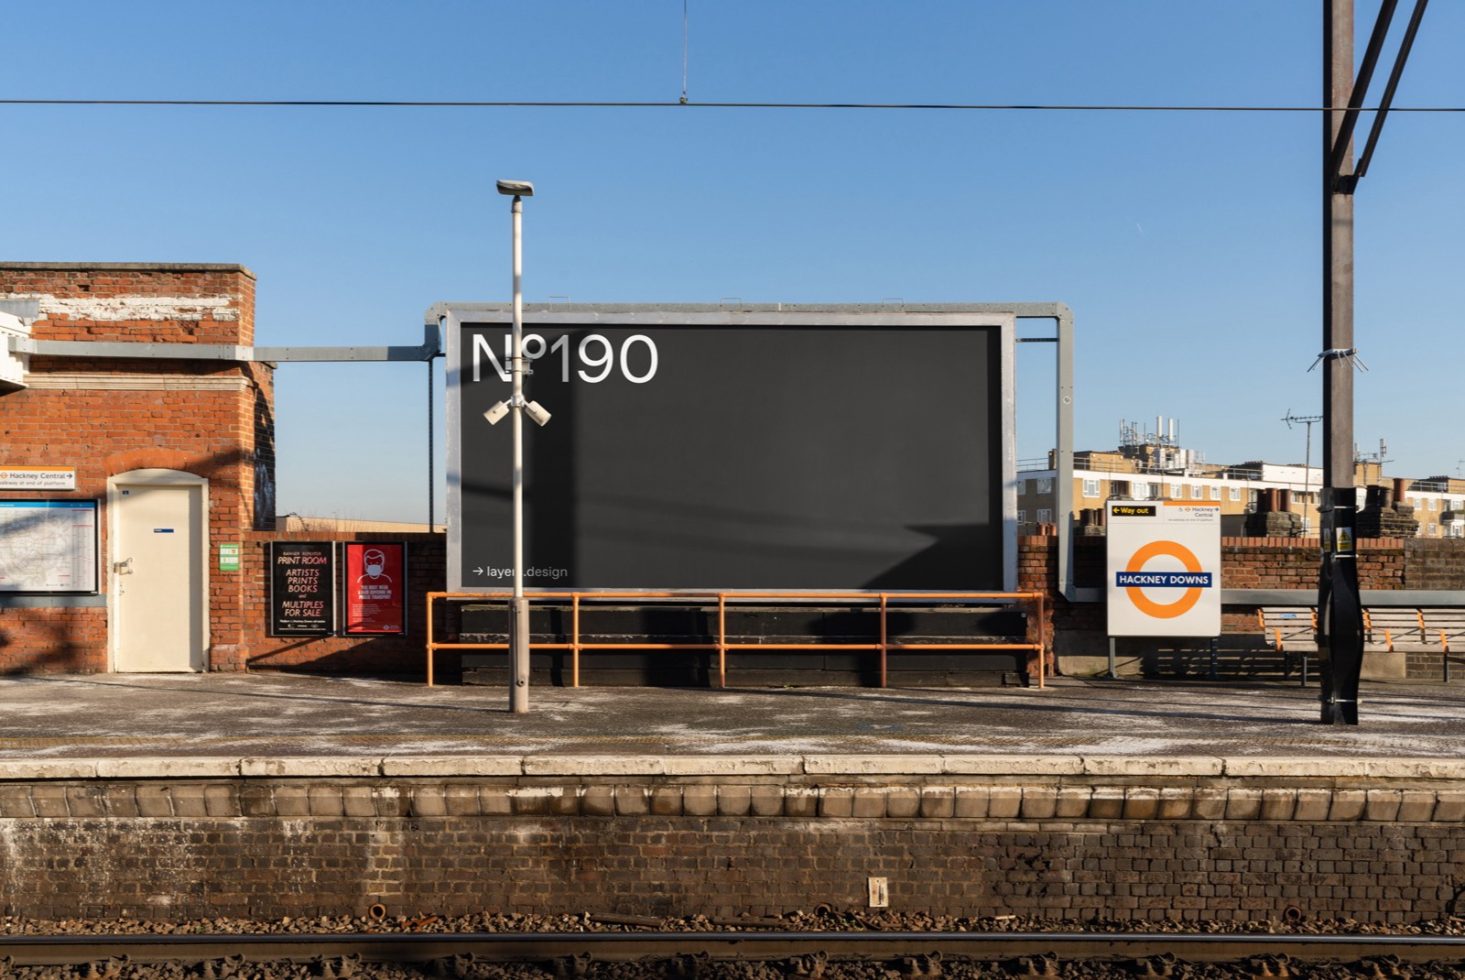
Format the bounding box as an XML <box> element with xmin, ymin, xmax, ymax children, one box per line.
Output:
<box><xmin>0</xmin><ymin>263</ymin><xmax>443</xmax><ymax>676</ymax></box>
<box><xmin>0</xmin><ymin>263</ymin><xmax>274</xmax><ymax>672</ymax></box>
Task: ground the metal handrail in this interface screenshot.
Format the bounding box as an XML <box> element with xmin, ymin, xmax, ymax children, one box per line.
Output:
<box><xmin>425</xmin><ymin>590</ymin><xmax>1049</xmax><ymax>690</ymax></box>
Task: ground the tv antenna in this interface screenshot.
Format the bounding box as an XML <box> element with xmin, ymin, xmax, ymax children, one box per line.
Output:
<box><xmin>1283</xmin><ymin>410</ymin><xmax>1324</xmax><ymax>534</ymax></box>
<box><xmin>1354</xmin><ymin>438</ymin><xmax>1393</xmax><ymax>467</ymax></box>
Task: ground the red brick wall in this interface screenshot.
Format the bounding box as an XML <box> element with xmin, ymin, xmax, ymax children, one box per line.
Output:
<box><xmin>232</xmin><ymin>530</ymin><xmax>445</xmax><ymax>674</ymax></box>
<box><xmin>2</xmin><ymin>264</ymin><xmax>255</xmax><ymax>346</ymax></box>
<box><xmin>1220</xmin><ymin>537</ymin><xmax>1407</xmax><ymax>591</ymax></box>
<box><xmin>1020</xmin><ymin>534</ymin><xmax>1465</xmax><ymax>671</ymax></box>
<box><xmin>0</xmin><ymin>607</ymin><xmax>106</xmax><ymax>674</ymax></box>
<box><xmin>1025</xmin><ymin>534</ymin><xmax>1458</xmax><ymax>606</ymax></box>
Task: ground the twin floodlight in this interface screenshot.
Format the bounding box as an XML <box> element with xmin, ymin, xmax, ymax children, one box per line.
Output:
<box><xmin>484</xmin><ymin>397</ymin><xmax>551</xmax><ymax>427</ymax></box>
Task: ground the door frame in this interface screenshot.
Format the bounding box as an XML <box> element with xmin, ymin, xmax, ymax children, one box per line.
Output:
<box><xmin>107</xmin><ymin>468</ymin><xmax>210</xmax><ymax>672</ymax></box>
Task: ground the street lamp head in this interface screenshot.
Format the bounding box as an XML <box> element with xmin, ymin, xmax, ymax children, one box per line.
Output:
<box><xmin>496</xmin><ymin>179</ymin><xmax>535</xmax><ymax>197</ymax></box>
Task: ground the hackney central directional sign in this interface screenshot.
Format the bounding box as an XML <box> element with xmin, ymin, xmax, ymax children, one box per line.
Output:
<box><xmin>1105</xmin><ymin>500</ymin><xmax>1221</xmax><ymax>637</ymax></box>
<box><xmin>442</xmin><ymin>304</ymin><xmax>1017</xmax><ymax>593</ymax></box>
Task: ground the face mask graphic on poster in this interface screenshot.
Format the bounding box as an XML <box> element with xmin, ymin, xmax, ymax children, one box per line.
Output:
<box><xmin>357</xmin><ymin>547</ymin><xmax>393</xmax><ymax>599</ymax></box>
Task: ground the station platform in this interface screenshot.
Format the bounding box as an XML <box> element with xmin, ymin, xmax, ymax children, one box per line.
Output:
<box><xmin>4</xmin><ymin>672</ymin><xmax>1465</xmax><ymax>924</ymax></box>
<box><xmin>2</xmin><ymin>672</ymin><xmax>1462</xmax><ymax>769</ymax></box>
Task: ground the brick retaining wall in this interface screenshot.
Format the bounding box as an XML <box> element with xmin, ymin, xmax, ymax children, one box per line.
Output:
<box><xmin>2</xmin><ymin>763</ymin><xmax>1462</xmax><ymax>923</ymax></box>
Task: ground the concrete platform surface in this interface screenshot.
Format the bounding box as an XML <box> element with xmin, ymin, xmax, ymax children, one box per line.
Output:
<box><xmin>1</xmin><ymin>674</ymin><xmax>1462</xmax><ymax>769</ymax></box>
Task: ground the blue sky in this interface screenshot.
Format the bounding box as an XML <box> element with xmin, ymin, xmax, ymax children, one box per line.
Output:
<box><xmin>4</xmin><ymin>1</ymin><xmax>1463</xmax><ymax>522</ymax></box>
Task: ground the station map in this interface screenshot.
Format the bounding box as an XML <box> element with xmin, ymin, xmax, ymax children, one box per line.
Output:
<box><xmin>0</xmin><ymin>500</ymin><xmax>98</xmax><ymax>593</ymax></box>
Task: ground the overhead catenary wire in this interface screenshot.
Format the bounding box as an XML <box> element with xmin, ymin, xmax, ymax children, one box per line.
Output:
<box><xmin>1</xmin><ymin>98</ymin><xmax>1464</xmax><ymax>112</ymax></box>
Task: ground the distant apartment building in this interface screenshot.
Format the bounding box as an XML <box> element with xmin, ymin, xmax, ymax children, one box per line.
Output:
<box><xmin>1403</xmin><ymin>476</ymin><xmax>1465</xmax><ymax>539</ymax></box>
<box><xmin>1018</xmin><ymin>418</ymin><xmax>1463</xmax><ymax>538</ymax></box>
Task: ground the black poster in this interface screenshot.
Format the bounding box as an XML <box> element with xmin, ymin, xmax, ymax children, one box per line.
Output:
<box><xmin>268</xmin><ymin>541</ymin><xmax>336</xmax><ymax>635</ymax></box>
<box><xmin>452</xmin><ymin>318</ymin><xmax>1005</xmax><ymax>591</ymax></box>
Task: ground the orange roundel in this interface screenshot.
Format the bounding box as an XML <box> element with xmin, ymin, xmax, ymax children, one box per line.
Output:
<box><xmin>1124</xmin><ymin>540</ymin><xmax>1205</xmax><ymax>619</ymax></box>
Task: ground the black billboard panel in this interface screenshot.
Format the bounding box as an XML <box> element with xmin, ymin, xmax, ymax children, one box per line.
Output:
<box><xmin>445</xmin><ymin>307</ymin><xmax>1015</xmax><ymax>592</ymax></box>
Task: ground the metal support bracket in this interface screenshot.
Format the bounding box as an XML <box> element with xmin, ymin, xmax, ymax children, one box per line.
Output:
<box><xmin>1307</xmin><ymin>347</ymin><xmax>1368</xmax><ymax>373</ymax></box>
<box><xmin>6</xmin><ymin>323</ymin><xmax>441</xmax><ymax>364</ymax></box>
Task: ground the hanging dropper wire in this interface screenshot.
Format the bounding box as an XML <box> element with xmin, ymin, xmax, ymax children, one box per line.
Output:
<box><xmin>680</xmin><ymin>0</ymin><xmax>689</xmax><ymax>104</ymax></box>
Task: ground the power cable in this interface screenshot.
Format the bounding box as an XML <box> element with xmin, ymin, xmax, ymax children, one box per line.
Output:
<box><xmin>1</xmin><ymin>98</ymin><xmax>1463</xmax><ymax>112</ymax></box>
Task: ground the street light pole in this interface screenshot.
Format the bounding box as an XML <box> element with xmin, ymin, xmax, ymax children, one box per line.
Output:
<box><xmin>509</xmin><ymin>189</ymin><xmax>529</xmax><ymax>714</ymax></box>
<box><xmin>490</xmin><ymin>178</ymin><xmax>544</xmax><ymax>715</ymax></box>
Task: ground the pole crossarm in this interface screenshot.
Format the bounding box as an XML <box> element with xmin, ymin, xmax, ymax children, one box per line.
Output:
<box><xmin>1329</xmin><ymin>0</ymin><xmax>1429</xmax><ymax>193</ymax></box>
<box><xmin>1353</xmin><ymin>0</ymin><xmax>1430</xmax><ymax>185</ymax></box>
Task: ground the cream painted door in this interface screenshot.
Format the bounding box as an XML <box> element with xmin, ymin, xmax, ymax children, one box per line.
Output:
<box><xmin>113</xmin><ymin>483</ymin><xmax>205</xmax><ymax>671</ymax></box>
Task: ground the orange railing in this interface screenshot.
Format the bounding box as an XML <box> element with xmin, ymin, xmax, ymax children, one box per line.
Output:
<box><xmin>425</xmin><ymin>590</ymin><xmax>1049</xmax><ymax>689</ymax></box>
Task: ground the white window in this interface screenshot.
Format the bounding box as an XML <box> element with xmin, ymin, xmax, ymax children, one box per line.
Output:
<box><xmin>1017</xmin><ymin>509</ymin><xmax>1027</xmax><ymax>524</ymax></box>
<box><xmin>1036</xmin><ymin>477</ymin><xmax>1053</xmax><ymax>494</ymax></box>
<box><xmin>1133</xmin><ymin>482</ymin><xmax>1150</xmax><ymax>500</ymax></box>
<box><xmin>1428</xmin><ymin>497</ymin><xmax>1437</xmax><ymax>511</ymax></box>
<box><xmin>1189</xmin><ymin>484</ymin><xmax>1201</xmax><ymax>499</ymax></box>
<box><xmin>1429</xmin><ymin>523</ymin><xmax>1438</xmax><ymax>536</ymax></box>
<box><xmin>1170</xmin><ymin>482</ymin><xmax>1183</xmax><ymax>498</ymax></box>
<box><xmin>1037</xmin><ymin>508</ymin><xmax>1053</xmax><ymax>524</ymax></box>
<box><xmin>1450</xmin><ymin>525</ymin><xmax>1463</xmax><ymax>539</ymax></box>
<box><xmin>1229</xmin><ymin>486</ymin><xmax>1241</xmax><ymax>502</ymax></box>
<box><xmin>1209</xmin><ymin>485</ymin><xmax>1221</xmax><ymax>501</ymax></box>
<box><xmin>1017</xmin><ymin>479</ymin><xmax>1027</xmax><ymax>495</ymax></box>
<box><xmin>1082</xmin><ymin>478</ymin><xmax>1100</xmax><ymax>498</ymax></box>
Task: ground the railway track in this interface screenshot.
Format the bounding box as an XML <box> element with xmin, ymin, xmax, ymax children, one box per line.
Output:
<box><xmin>4</xmin><ymin>930</ymin><xmax>1465</xmax><ymax>970</ymax></box>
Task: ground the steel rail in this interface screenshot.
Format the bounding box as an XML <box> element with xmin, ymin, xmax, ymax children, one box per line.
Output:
<box><xmin>6</xmin><ymin>930</ymin><xmax>1465</xmax><ymax>968</ymax></box>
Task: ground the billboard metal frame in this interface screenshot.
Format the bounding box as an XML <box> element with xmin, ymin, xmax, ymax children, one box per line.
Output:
<box><xmin>441</xmin><ymin>303</ymin><xmax>1040</xmax><ymax>596</ymax></box>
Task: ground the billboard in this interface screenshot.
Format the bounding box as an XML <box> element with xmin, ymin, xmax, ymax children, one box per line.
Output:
<box><xmin>1105</xmin><ymin>500</ymin><xmax>1221</xmax><ymax>637</ymax></box>
<box><xmin>444</xmin><ymin>305</ymin><xmax>1016</xmax><ymax>593</ymax></box>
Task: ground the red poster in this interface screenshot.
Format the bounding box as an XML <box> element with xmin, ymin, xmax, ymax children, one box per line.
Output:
<box><xmin>344</xmin><ymin>543</ymin><xmax>406</xmax><ymax>635</ymax></box>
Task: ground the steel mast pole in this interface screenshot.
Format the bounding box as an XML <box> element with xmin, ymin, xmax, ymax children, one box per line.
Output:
<box><xmin>509</xmin><ymin>192</ymin><xmax>530</xmax><ymax>715</ymax></box>
<box><xmin>1319</xmin><ymin>0</ymin><xmax>1364</xmax><ymax>725</ymax></box>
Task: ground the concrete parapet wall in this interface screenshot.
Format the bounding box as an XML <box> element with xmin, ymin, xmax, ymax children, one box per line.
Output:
<box><xmin>3</xmin><ymin>776</ymin><xmax>1465</xmax><ymax>824</ymax></box>
<box><xmin>1</xmin><ymin>756</ymin><xmax>1462</xmax><ymax>923</ymax></box>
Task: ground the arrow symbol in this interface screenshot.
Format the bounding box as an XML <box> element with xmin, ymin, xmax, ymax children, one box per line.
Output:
<box><xmin>473</xmin><ymin>566</ymin><xmax>484</xmax><ymax>576</ymax></box>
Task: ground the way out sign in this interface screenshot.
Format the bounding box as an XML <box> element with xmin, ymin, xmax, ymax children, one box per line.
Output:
<box><xmin>1106</xmin><ymin>501</ymin><xmax>1221</xmax><ymax>637</ymax></box>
